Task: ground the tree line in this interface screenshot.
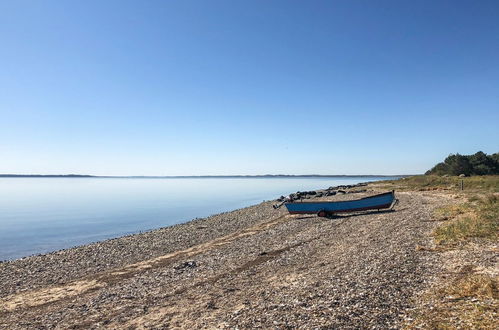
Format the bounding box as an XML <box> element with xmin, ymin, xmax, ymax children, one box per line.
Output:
<box><xmin>426</xmin><ymin>151</ymin><xmax>499</xmax><ymax>176</ymax></box>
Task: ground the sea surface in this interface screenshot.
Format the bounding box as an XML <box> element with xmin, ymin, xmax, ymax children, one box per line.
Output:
<box><xmin>0</xmin><ymin>177</ymin><xmax>398</xmax><ymax>260</ymax></box>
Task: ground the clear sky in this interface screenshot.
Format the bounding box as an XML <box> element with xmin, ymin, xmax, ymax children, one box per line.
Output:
<box><xmin>1</xmin><ymin>0</ymin><xmax>498</xmax><ymax>175</ymax></box>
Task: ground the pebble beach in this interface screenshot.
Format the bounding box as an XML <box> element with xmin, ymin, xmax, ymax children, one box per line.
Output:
<box><xmin>0</xmin><ymin>184</ymin><xmax>451</xmax><ymax>329</ymax></box>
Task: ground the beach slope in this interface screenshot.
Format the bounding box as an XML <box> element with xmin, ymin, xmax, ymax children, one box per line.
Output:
<box><xmin>0</xmin><ymin>188</ymin><xmax>449</xmax><ymax>328</ymax></box>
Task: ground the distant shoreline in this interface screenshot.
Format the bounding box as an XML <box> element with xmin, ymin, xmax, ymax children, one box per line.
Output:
<box><xmin>0</xmin><ymin>174</ymin><xmax>413</xmax><ymax>178</ymax></box>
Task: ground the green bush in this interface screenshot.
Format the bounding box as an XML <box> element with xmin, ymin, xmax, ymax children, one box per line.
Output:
<box><xmin>426</xmin><ymin>151</ymin><xmax>499</xmax><ymax>176</ymax></box>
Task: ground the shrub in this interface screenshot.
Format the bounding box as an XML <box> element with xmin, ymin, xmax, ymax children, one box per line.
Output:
<box><xmin>426</xmin><ymin>151</ymin><xmax>499</xmax><ymax>176</ymax></box>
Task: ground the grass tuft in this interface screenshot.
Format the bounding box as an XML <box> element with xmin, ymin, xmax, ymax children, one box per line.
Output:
<box><xmin>442</xmin><ymin>273</ymin><xmax>498</xmax><ymax>300</ymax></box>
<box><xmin>408</xmin><ymin>273</ymin><xmax>498</xmax><ymax>329</ymax></box>
<box><xmin>433</xmin><ymin>194</ymin><xmax>498</xmax><ymax>245</ymax></box>
<box><xmin>433</xmin><ymin>203</ymin><xmax>471</xmax><ymax>221</ymax></box>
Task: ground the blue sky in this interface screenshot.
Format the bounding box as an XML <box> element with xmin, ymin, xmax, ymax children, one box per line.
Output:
<box><xmin>1</xmin><ymin>0</ymin><xmax>498</xmax><ymax>175</ymax></box>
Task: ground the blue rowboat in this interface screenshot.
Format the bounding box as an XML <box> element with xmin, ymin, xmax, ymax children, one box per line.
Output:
<box><xmin>284</xmin><ymin>191</ymin><xmax>396</xmax><ymax>217</ymax></box>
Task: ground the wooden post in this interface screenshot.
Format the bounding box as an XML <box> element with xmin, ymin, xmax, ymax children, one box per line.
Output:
<box><xmin>460</xmin><ymin>179</ymin><xmax>464</xmax><ymax>191</ymax></box>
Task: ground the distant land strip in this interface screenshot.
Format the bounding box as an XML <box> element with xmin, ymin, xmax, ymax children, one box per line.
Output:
<box><xmin>0</xmin><ymin>174</ymin><xmax>412</xmax><ymax>178</ymax></box>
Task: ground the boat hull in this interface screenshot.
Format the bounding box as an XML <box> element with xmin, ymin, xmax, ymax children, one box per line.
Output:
<box><xmin>284</xmin><ymin>191</ymin><xmax>395</xmax><ymax>215</ymax></box>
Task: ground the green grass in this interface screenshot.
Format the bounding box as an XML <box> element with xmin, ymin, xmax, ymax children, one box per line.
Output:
<box><xmin>433</xmin><ymin>194</ymin><xmax>498</xmax><ymax>245</ymax></box>
<box><xmin>375</xmin><ymin>175</ymin><xmax>499</xmax><ymax>193</ymax></box>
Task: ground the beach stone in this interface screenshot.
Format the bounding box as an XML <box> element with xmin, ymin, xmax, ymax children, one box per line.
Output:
<box><xmin>174</xmin><ymin>261</ymin><xmax>198</xmax><ymax>271</ymax></box>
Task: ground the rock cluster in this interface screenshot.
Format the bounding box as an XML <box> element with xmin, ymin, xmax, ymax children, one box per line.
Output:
<box><xmin>277</xmin><ymin>182</ymin><xmax>369</xmax><ymax>202</ymax></box>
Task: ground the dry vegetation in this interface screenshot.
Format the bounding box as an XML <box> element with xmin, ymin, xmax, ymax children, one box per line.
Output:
<box><xmin>379</xmin><ymin>175</ymin><xmax>499</xmax><ymax>193</ymax></box>
<box><xmin>433</xmin><ymin>194</ymin><xmax>498</xmax><ymax>245</ymax></box>
<box><xmin>408</xmin><ymin>272</ymin><xmax>498</xmax><ymax>329</ymax></box>
<box><xmin>375</xmin><ymin>175</ymin><xmax>498</xmax><ymax>329</ymax></box>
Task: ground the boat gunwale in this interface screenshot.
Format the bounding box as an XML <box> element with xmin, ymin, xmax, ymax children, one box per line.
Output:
<box><xmin>284</xmin><ymin>191</ymin><xmax>394</xmax><ymax>205</ymax></box>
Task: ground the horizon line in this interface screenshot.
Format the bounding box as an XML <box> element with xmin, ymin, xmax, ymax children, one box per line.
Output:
<box><xmin>0</xmin><ymin>173</ymin><xmax>414</xmax><ymax>178</ymax></box>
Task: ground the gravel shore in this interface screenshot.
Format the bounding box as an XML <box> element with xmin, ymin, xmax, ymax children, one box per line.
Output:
<box><xmin>0</xmin><ymin>187</ymin><xmax>450</xmax><ymax>329</ymax></box>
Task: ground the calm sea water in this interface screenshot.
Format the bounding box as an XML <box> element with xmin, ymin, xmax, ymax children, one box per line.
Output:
<box><xmin>0</xmin><ymin>177</ymin><xmax>397</xmax><ymax>260</ymax></box>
